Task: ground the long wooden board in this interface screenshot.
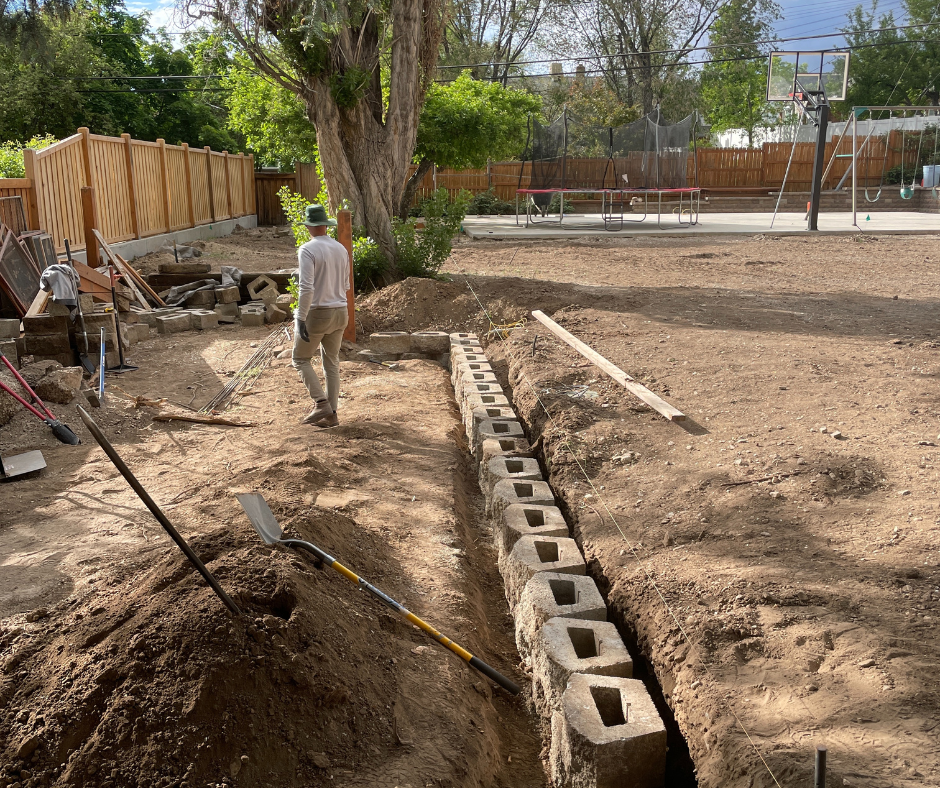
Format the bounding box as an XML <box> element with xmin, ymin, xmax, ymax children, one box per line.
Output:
<box><xmin>530</xmin><ymin>309</ymin><xmax>686</xmax><ymax>422</ymax></box>
<box><xmin>115</xmin><ymin>253</ymin><xmax>166</xmax><ymax>307</ymax></box>
<box><xmin>92</xmin><ymin>229</ymin><xmax>152</xmax><ymax>311</ymax></box>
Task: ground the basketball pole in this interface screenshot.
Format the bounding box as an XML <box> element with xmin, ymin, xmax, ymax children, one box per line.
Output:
<box><xmin>808</xmin><ymin>103</ymin><xmax>829</xmax><ymax>231</ymax></box>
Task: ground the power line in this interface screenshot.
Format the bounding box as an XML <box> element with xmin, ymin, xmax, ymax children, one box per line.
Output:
<box><xmin>68</xmin><ymin>74</ymin><xmax>222</xmax><ymax>80</ymax></box>
<box><xmin>77</xmin><ymin>87</ymin><xmax>232</xmax><ymax>93</ymax></box>
<box><xmin>437</xmin><ymin>21</ymin><xmax>940</xmax><ymax>71</ymax></box>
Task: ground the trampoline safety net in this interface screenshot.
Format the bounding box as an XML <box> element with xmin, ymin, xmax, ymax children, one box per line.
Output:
<box><xmin>521</xmin><ymin>108</ymin><xmax>698</xmax><ymax>193</ymax></box>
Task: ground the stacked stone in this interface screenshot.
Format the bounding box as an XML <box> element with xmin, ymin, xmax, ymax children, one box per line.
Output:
<box><xmin>449</xmin><ymin>331</ymin><xmax>667</xmax><ymax>788</ymax></box>
<box><xmin>361</xmin><ymin>331</ymin><xmax>451</xmax><ymax>365</ymax></box>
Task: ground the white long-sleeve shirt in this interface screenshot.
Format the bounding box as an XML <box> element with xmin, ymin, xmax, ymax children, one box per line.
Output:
<box><xmin>295</xmin><ymin>235</ymin><xmax>350</xmax><ymax>317</ymax></box>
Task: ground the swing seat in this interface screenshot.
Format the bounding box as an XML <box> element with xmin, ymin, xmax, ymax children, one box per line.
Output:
<box><xmin>900</xmin><ymin>186</ymin><xmax>914</xmax><ymax>200</ymax></box>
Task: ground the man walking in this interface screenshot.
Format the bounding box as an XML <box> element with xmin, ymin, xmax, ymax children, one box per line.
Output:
<box><xmin>292</xmin><ymin>204</ymin><xmax>350</xmax><ymax>428</ymax></box>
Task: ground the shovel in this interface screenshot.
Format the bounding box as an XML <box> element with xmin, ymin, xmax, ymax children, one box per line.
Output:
<box><xmin>0</xmin><ymin>450</ymin><xmax>46</xmax><ymax>480</ymax></box>
<box><xmin>237</xmin><ymin>492</ymin><xmax>521</xmax><ymax>695</ymax></box>
<box><xmin>64</xmin><ymin>239</ymin><xmax>96</xmax><ymax>375</ymax></box>
<box><xmin>0</xmin><ymin>350</ymin><xmax>80</xmax><ymax>444</ymax></box>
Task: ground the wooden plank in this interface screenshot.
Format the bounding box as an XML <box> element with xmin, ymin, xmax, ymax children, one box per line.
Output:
<box><xmin>122</xmin><ymin>133</ymin><xmax>141</xmax><ymax>239</ymax></box>
<box><xmin>182</xmin><ymin>143</ymin><xmax>196</xmax><ymax>228</ymax></box>
<box><xmin>115</xmin><ymin>253</ymin><xmax>166</xmax><ymax>307</ymax></box>
<box><xmin>81</xmin><ymin>187</ymin><xmax>99</xmax><ymax>266</ymax></box>
<box><xmin>25</xmin><ymin>288</ymin><xmax>50</xmax><ymax>318</ymax></box>
<box><xmin>530</xmin><ymin>309</ymin><xmax>686</xmax><ymax>423</ymax></box>
<box><xmin>92</xmin><ymin>229</ymin><xmax>152</xmax><ymax>311</ymax></box>
<box><xmin>157</xmin><ymin>138</ymin><xmax>171</xmax><ymax>233</ymax></box>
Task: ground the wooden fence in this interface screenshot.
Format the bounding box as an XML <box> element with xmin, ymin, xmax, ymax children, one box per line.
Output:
<box><xmin>0</xmin><ymin>128</ymin><xmax>255</xmax><ymax>252</ymax></box>
<box><xmin>404</xmin><ymin>133</ymin><xmax>909</xmax><ymax>201</ymax></box>
<box><xmin>255</xmin><ymin>163</ymin><xmax>320</xmax><ymax>225</ymax></box>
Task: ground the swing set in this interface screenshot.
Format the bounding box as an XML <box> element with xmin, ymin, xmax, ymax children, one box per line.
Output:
<box><xmin>846</xmin><ymin>107</ymin><xmax>940</xmax><ymax>226</ymax></box>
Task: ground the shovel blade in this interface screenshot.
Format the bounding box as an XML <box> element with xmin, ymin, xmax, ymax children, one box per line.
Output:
<box><xmin>237</xmin><ymin>492</ymin><xmax>284</xmax><ymax>545</ymax></box>
<box><xmin>50</xmin><ymin>420</ymin><xmax>81</xmax><ymax>445</ymax></box>
<box><xmin>1</xmin><ymin>450</ymin><xmax>46</xmax><ymax>480</ymax></box>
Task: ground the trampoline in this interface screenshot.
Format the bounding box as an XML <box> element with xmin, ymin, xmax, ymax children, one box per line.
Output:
<box><xmin>516</xmin><ymin>109</ymin><xmax>702</xmax><ymax>230</ymax></box>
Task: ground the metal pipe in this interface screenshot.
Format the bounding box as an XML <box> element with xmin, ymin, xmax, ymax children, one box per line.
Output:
<box><xmin>77</xmin><ymin>406</ymin><xmax>242</xmax><ymax>616</ymax></box>
<box><xmin>815</xmin><ymin>745</ymin><xmax>827</xmax><ymax>788</ymax></box>
<box><xmin>853</xmin><ymin>113</ymin><xmax>858</xmax><ymax>227</ymax></box>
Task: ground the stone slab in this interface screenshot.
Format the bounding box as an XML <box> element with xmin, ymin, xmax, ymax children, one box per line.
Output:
<box><xmin>215</xmin><ymin>285</ymin><xmax>241</xmax><ymax>304</ymax></box>
<box><xmin>0</xmin><ymin>319</ymin><xmax>21</xmax><ymax>339</ymax></box>
<box><xmin>0</xmin><ymin>339</ymin><xmax>17</xmax><ymax>365</ymax></box>
<box><xmin>410</xmin><ymin>331</ymin><xmax>450</xmax><ymax>355</ymax></box>
<box><xmin>22</xmin><ymin>315</ymin><xmax>69</xmax><ymax>336</ymax></box>
<box><xmin>156</xmin><ymin>314</ymin><xmax>192</xmax><ymax>334</ymax></box>
<box><xmin>370</xmin><ymin>332</ymin><xmax>411</xmax><ymax>355</ymax></box>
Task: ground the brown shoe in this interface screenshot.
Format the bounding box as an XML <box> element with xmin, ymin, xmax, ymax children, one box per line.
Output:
<box><xmin>301</xmin><ymin>400</ymin><xmax>333</xmax><ymax>425</ymax></box>
<box><xmin>313</xmin><ymin>413</ymin><xmax>339</xmax><ymax>428</ymax></box>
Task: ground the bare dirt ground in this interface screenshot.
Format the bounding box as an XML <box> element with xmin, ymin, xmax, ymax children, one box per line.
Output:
<box><xmin>0</xmin><ymin>326</ymin><xmax>543</xmax><ymax>787</ymax></box>
<box><xmin>364</xmin><ymin>232</ymin><xmax>940</xmax><ymax>788</ymax></box>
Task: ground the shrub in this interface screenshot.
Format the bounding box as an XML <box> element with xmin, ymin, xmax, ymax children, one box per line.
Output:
<box><xmin>0</xmin><ymin>135</ymin><xmax>58</xmax><ymax>178</ymax></box>
<box><xmin>466</xmin><ymin>189</ymin><xmax>514</xmax><ymax>216</ymax></box>
<box><xmin>393</xmin><ymin>188</ymin><xmax>471</xmax><ymax>279</ymax></box>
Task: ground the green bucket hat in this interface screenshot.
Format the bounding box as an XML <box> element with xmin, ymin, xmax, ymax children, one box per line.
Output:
<box><xmin>302</xmin><ymin>204</ymin><xmax>337</xmax><ymax>227</ymax></box>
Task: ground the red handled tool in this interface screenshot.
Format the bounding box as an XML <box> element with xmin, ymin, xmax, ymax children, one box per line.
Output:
<box><xmin>0</xmin><ymin>350</ymin><xmax>80</xmax><ymax>444</ymax></box>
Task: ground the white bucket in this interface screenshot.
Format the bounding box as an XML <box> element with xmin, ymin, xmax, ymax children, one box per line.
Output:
<box><xmin>923</xmin><ymin>165</ymin><xmax>939</xmax><ymax>189</ymax></box>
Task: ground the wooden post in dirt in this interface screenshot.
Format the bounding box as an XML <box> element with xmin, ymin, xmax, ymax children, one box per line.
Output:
<box><xmin>337</xmin><ymin>209</ymin><xmax>355</xmax><ymax>342</ymax></box>
<box><xmin>81</xmin><ymin>186</ymin><xmax>100</xmax><ymax>266</ymax></box>
<box><xmin>121</xmin><ymin>133</ymin><xmax>141</xmax><ymax>239</ymax></box>
<box><xmin>78</xmin><ymin>127</ymin><xmax>94</xmax><ymax>189</ymax></box>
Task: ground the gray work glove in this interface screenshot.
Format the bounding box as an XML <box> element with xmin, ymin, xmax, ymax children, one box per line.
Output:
<box><xmin>295</xmin><ymin>315</ymin><xmax>309</xmax><ymax>343</ymax></box>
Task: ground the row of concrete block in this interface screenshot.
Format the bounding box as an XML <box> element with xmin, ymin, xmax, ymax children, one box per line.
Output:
<box><xmin>448</xmin><ymin>332</ymin><xmax>667</xmax><ymax>788</ymax></box>
<box><xmin>368</xmin><ymin>330</ymin><xmax>453</xmax><ymax>358</ymax></box>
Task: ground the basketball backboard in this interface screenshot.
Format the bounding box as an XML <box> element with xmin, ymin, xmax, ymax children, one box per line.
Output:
<box><xmin>767</xmin><ymin>51</ymin><xmax>850</xmax><ymax>102</ymax></box>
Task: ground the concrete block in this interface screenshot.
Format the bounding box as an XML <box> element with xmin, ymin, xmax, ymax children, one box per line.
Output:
<box><xmin>479</xmin><ymin>438</ymin><xmax>533</xmax><ymax>483</ymax></box>
<box><xmin>214</xmin><ymin>303</ymin><xmax>238</xmax><ymax>323</ymax></box>
<box><xmin>449</xmin><ymin>332</ymin><xmax>478</xmax><ymax>346</ymax></box>
<box><xmin>370</xmin><ymin>332</ymin><xmax>411</xmax><ymax>354</ymax></box>
<box><xmin>482</xmin><ymin>454</ymin><xmax>542</xmax><ymax>499</ymax></box>
<box><xmin>22</xmin><ymin>315</ymin><xmax>68</xmax><ymax>335</ymax></box>
<box><xmin>265</xmin><ymin>303</ymin><xmax>288</xmax><ymax>323</ymax></box>
<box><xmin>247</xmin><ymin>275</ymin><xmax>279</xmax><ymax>303</ymax></box>
<box><xmin>410</xmin><ymin>331</ymin><xmax>449</xmax><ymax>355</ymax></box>
<box><xmin>24</xmin><ymin>333</ymin><xmax>70</xmax><ymax>356</ymax></box>
<box><xmin>189</xmin><ymin>310</ymin><xmax>219</xmax><ymax>330</ymax></box>
<box><xmin>489</xmin><ymin>478</ymin><xmax>555</xmax><ymax>519</ymax></box>
<box><xmin>48</xmin><ymin>301</ymin><xmax>71</xmax><ymax>317</ymax></box>
<box><xmin>158</xmin><ymin>261</ymin><xmax>210</xmax><ymax>274</ymax></box>
<box><xmin>156</xmin><ymin>313</ymin><xmax>192</xmax><ymax>334</ymax></box>
<box><xmin>214</xmin><ymin>285</ymin><xmax>241</xmax><ymax>304</ymax></box>
<box><xmin>29</xmin><ymin>353</ymin><xmax>75</xmax><ymax>368</ymax></box>
<box><xmin>121</xmin><ymin>311</ymin><xmax>139</xmax><ymax>324</ymax></box>
<box><xmin>474</xmin><ymin>417</ymin><xmax>523</xmax><ymax>457</ymax></box>
<box><xmin>450</xmin><ymin>346</ymin><xmax>485</xmax><ymax>361</ymax></box>
<box><xmin>137</xmin><ymin>308</ymin><xmax>179</xmax><ymax>328</ymax></box>
<box><xmin>82</xmin><ymin>313</ymin><xmax>117</xmax><ymax>333</ymax></box>
<box><xmin>451</xmin><ymin>360</ymin><xmax>493</xmax><ymax>387</ymax></box>
<box><xmin>515</xmin><ymin>573</ymin><xmax>607</xmax><ymax>663</ymax></box>
<box><xmin>0</xmin><ymin>339</ymin><xmax>17</xmax><ymax>365</ymax></box>
<box><xmin>499</xmin><ymin>503</ymin><xmax>568</xmax><ymax>556</ymax></box>
<box><xmin>358</xmin><ymin>350</ymin><xmax>400</xmax><ymax>364</ymax></box>
<box><xmin>462</xmin><ymin>382</ymin><xmax>504</xmax><ymax>411</ymax></box>
<box><xmin>550</xmin><ymin>675</ymin><xmax>666</xmax><ymax>788</ymax></box>
<box><xmin>533</xmin><ymin>618</ymin><xmax>633</xmax><ymax>716</ymax></box>
<box><xmin>0</xmin><ymin>319</ymin><xmax>20</xmax><ymax>339</ymax></box>
<box><xmin>184</xmin><ymin>289</ymin><xmax>216</xmax><ymax>307</ymax></box>
<box><xmin>464</xmin><ymin>391</ymin><xmax>511</xmax><ymax>413</ymax></box>
<box><xmin>240</xmin><ymin>311</ymin><xmax>265</xmax><ymax>328</ymax></box>
<box><xmin>133</xmin><ymin>323</ymin><xmax>151</xmax><ymax>342</ymax></box>
<box><xmin>468</xmin><ymin>406</ymin><xmax>517</xmax><ymax>447</ymax></box>
<box><xmin>460</xmin><ymin>370</ymin><xmax>499</xmax><ymax>388</ymax></box>
<box><xmin>78</xmin><ymin>293</ymin><xmax>95</xmax><ymax>313</ymax></box>
<box><xmin>276</xmin><ymin>294</ymin><xmax>293</xmax><ymax>317</ymax></box>
<box><xmin>499</xmin><ymin>536</ymin><xmax>586</xmax><ymax>613</ymax></box>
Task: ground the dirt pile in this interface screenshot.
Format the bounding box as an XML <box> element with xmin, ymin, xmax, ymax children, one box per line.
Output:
<box><xmin>1</xmin><ymin>502</ymin><xmax>416</xmax><ymax>788</ymax></box>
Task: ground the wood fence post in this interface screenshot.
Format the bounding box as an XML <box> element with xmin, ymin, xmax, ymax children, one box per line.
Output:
<box><xmin>205</xmin><ymin>146</ymin><xmax>216</xmax><ymax>222</ymax></box>
<box><xmin>81</xmin><ymin>186</ymin><xmax>99</xmax><ymax>265</ymax></box>
<box><xmin>487</xmin><ymin>159</ymin><xmax>492</xmax><ymax>190</ymax></box>
<box><xmin>249</xmin><ymin>154</ymin><xmax>256</xmax><ymax>215</ymax></box>
<box><xmin>22</xmin><ymin>149</ymin><xmax>42</xmax><ymax>231</ymax></box>
<box><xmin>78</xmin><ymin>127</ymin><xmax>94</xmax><ymax>188</ymax></box>
<box><xmin>121</xmin><ymin>133</ymin><xmax>141</xmax><ymax>239</ymax></box>
<box><xmin>223</xmin><ymin>150</ymin><xmax>233</xmax><ymax>218</ymax></box>
<box><xmin>337</xmin><ymin>209</ymin><xmax>355</xmax><ymax>342</ymax></box>
<box><xmin>157</xmin><ymin>138</ymin><xmax>171</xmax><ymax>233</ymax></box>
<box><xmin>181</xmin><ymin>143</ymin><xmax>196</xmax><ymax>228</ymax></box>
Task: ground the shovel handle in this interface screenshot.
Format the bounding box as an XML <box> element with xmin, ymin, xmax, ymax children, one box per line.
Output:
<box><xmin>0</xmin><ymin>350</ymin><xmax>56</xmax><ymax>421</ymax></box>
<box><xmin>0</xmin><ymin>378</ymin><xmax>49</xmax><ymax>422</ymax></box>
<box><xmin>281</xmin><ymin>538</ymin><xmax>521</xmax><ymax>695</ymax></box>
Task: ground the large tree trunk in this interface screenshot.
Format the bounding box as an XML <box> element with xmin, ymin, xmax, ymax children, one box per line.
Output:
<box><xmin>398</xmin><ymin>158</ymin><xmax>434</xmax><ymax>219</ymax></box>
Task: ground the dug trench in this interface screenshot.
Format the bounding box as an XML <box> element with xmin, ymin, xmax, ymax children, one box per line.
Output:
<box><xmin>0</xmin><ymin>330</ymin><xmax>545</xmax><ymax>787</ymax></box>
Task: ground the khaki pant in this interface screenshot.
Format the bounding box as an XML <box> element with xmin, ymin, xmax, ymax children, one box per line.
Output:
<box><xmin>291</xmin><ymin>306</ymin><xmax>348</xmax><ymax>412</ymax></box>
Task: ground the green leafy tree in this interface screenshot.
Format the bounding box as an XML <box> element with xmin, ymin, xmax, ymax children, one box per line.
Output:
<box><xmin>399</xmin><ymin>71</ymin><xmax>540</xmax><ymax>216</ymax></box>
<box><xmin>841</xmin><ymin>4</ymin><xmax>915</xmax><ymax>109</ymax></box>
<box><xmin>224</xmin><ymin>61</ymin><xmax>318</xmax><ymax>168</ymax></box>
<box><xmin>701</xmin><ymin>0</ymin><xmax>780</xmax><ymax>147</ymax></box>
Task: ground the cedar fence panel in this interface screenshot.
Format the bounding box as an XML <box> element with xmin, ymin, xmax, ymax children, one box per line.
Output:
<box><xmin>0</xmin><ymin>128</ymin><xmax>255</xmax><ymax>252</ymax></box>
<box><xmin>255</xmin><ymin>173</ymin><xmax>297</xmax><ymax>225</ymax></box>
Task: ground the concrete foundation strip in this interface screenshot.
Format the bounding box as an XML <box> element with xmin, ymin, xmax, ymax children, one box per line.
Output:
<box><xmin>530</xmin><ymin>309</ymin><xmax>686</xmax><ymax>422</ymax></box>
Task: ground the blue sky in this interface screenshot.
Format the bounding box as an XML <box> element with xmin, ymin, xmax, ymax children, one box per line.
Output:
<box><xmin>128</xmin><ymin>0</ymin><xmax>909</xmax><ymax>56</ymax></box>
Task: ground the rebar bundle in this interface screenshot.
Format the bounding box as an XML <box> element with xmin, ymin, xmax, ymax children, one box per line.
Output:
<box><xmin>200</xmin><ymin>325</ymin><xmax>291</xmax><ymax>414</ymax></box>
